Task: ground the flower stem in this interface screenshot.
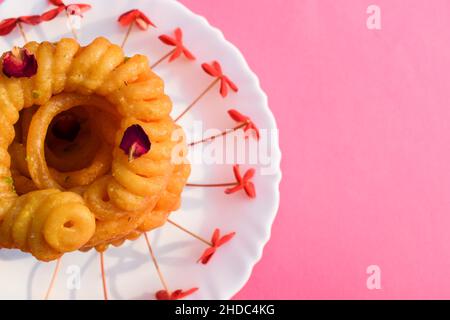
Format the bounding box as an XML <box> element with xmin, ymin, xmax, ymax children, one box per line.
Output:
<box><xmin>188</xmin><ymin>122</ymin><xmax>248</xmax><ymax>147</ymax></box>
<box><xmin>175</xmin><ymin>78</ymin><xmax>220</xmax><ymax>122</ymax></box>
<box><xmin>65</xmin><ymin>9</ymin><xmax>78</xmax><ymax>40</ymax></box>
<box><xmin>121</xmin><ymin>21</ymin><xmax>134</xmax><ymax>49</ymax></box>
<box><xmin>17</xmin><ymin>22</ymin><xmax>28</xmax><ymax>44</ymax></box>
<box><xmin>144</xmin><ymin>233</ymin><xmax>170</xmax><ymax>294</ymax></box>
<box><xmin>186</xmin><ymin>182</ymin><xmax>237</xmax><ymax>188</ymax></box>
<box><xmin>100</xmin><ymin>252</ymin><xmax>108</xmax><ymax>300</ymax></box>
<box><xmin>151</xmin><ymin>48</ymin><xmax>176</xmax><ymax>69</ymax></box>
<box><xmin>44</xmin><ymin>257</ymin><xmax>61</xmax><ymax>300</ymax></box>
<box><xmin>167</xmin><ymin>219</ymin><xmax>213</xmax><ymax>247</ymax></box>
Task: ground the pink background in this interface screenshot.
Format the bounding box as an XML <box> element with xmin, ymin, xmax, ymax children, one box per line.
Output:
<box><xmin>179</xmin><ymin>0</ymin><xmax>450</xmax><ymax>299</ymax></box>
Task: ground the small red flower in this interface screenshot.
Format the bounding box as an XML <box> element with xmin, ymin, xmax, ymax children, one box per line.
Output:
<box><xmin>228</xmin><ymin>109</ymin><xmax>260</xmax><ymax>140</ymax></box>
<box><xmin>156</xmin><ymin>288</ymin><xmax>198</xmax><ymax>300</ymax></box>
<box><xmin>2</xmin><ymin>47</ymin><xmax>38</xmax><ymax>78</ymax></box>
<box><xmin>119</xmin><ymin>124</ymin><xmax>151</xmax><ymax>162</ymax></box>
<box><xmin>225</xmin><ymin>165</ymin><xmax>256</xmax><ymax>198</ymax></box>
<box><xmin>0</xmin><ymin>15</ymin><xmax>42</xmax><ymax>36</ymax></box>
<box><xmin>198</xmin><ymin>229</ymin><xmax>236</xmax><ymax>264</ymax></box>
<box><xmin>118</xmin><ymin>9</ymin><xmax>156</xmax><ymax>30</ymax></box>
<box><xmin>158</xmin><ymin>28</ymin><xmax>195</xmax><ymax>62</ymax></box>
<box><xmin>202</xmin><ymin>61</ymin><xmax>238</xmax><ymax>98</ymax></box>
<box><xmin>43</xmin><ymin>0</ymin><xmax>91</xmax><ymax>22</ymax></box>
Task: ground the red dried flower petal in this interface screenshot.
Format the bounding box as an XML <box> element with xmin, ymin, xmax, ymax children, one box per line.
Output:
<box><xmin>220</xmin><ymin>78</ymin><xmax>229</xmax><ymax>98</ymax></box>
<box><xmin>243</xmin><ymin>168</ymin><xmax>255</xmax><ymax>181</ymax></box>
<box><xmin>174</xmin><ymin>27</ymin><xmax>182</xmax><ymax>41</ymax></box>
<box><xmin>252</xmin><ymin>124</ymin><xmax>260</xmax><ymax>139</ymax></box>
<box><xmin>40</xmin><ymin>7</ymin><xmax>65</xmax><ymax>21</ymax></box>
<box><xmin>220</xmin><ymin>76</ymin><xmax>239</xmax><ymax>97</ymax></box>
<box><xmin>159</xmin><ymin>34</ymin><xmax>177</xmax><ymax>46</ymax></box>
<box><xmin>156</xmin><ymin>288</ymin><xmax>198</xmax><ymax>300</ymax></box>
<box><xmin>0</xmin><ymin>18</ymin><xmax>18</xmax><ymax>36</ymax></box>
<box><xmin>224</xmin><ymin>184</ymin><xmax>243</xmax><ymax>195</ymax></box>
<box><xmin>225</xmin><ymin>76</ymin><xmax>238</xmax><ymax>92</ymax></box>
<box><xmin>119</xmin><ymin>124</ymin><xmax>151</xmax><ymax>161</ymax></box>
<box><xmin>169</xmin><ymin>290</ymin><xmax>184</xmax><ymax>300</ymax></box>
<box><xmin>201</xmin><ymin>62</ymin><xmax>221</xmax><ymax>77</ymax></box>
<box><xmin>2</xmin><ymin>48</ymin><xmax>38</xmax><ymax>78</ymax></box>
<box><xmin>118</xmin><ymin>10</ymin><xmax>136</xmax><ymax>26</ymax></box>
<box><xmin>232</xmin><ymin>164</ymin><xmax>243</xmax><ymax>183</ymax></box>
<box><xmin>118</xmin><ymin>9</ymin><xmax>156</xmax><ymax>29</ymax></box>
<box><xmin>228</xmin><ymin>109</ymin><xmax>249</xmax><ymax>123</ymax></box>
<box><xmin>212</xmin><ymin>61</ymin><xmax>222</xmax><ymax>75</ymax></box>
<box><xmin>169</xmin><ymin>47</ymin><xmax>183</xmax><ymax>62</ymax></box>
<box><xmin>216</xmin><ymin>232</ymin><xmax>236</xmax><ymax>247</ymax></box>
<box><xmin>18</xmin><ymin>15</ymin><xmax>42</xmax><ymax>25</ymax></box>
<box><xmin>49</xmin><ymin>0</ymin><xmax>65</xmax><ymax>6</ymax></box>
<box><xmin>198</xmin><ymin>247</ymin><xmax>217</xmax><ymax>264</ymax></box>
<box><xmin>244</xmin><ymin>182</ymin><xmax>256</xmax><ymax>198</ymax></box>
<box><xmin>182</xmin><ymin>47</ymin><xmax>196</xmax><ymax>61</ymax></box>
<box><xmin>211</xmin><ymin>228</ymin><xmax>221</xmax><ymax>245</ymax></box>
<box><xmin>155</xmin><ymin>290</ymin><xmax>170</xmax><ymax>300</ymax></box>
<box><xmin>171</xmin><ymin>288</ymin><xmax>198</xmax><ymax>300</ymax></box>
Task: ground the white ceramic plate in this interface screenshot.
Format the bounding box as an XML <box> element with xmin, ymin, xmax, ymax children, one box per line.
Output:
<box><xmin>0</xmin><ymin>0</ymin><xmax>281</xmax><ymax>299</ymax></box>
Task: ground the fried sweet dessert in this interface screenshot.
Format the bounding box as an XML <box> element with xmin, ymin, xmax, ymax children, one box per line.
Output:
<box><xmin>0</xmin><ymin>37</ymin><xmax>190</xmax><ymax>261</ymax></box>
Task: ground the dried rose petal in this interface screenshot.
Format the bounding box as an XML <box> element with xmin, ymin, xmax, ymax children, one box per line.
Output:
<box><xmin>119</xmin><ymin>124</ymin><xmax>151</xmax><ymax>161</ymax></box>
<box><xmin>2</xmin><ymin>47</ymin><xmax>38</xmax><ymax>78</ymax></box>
